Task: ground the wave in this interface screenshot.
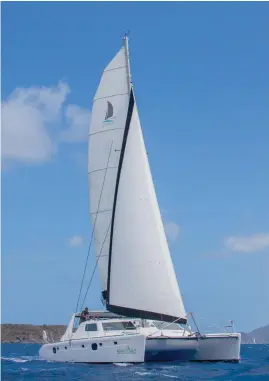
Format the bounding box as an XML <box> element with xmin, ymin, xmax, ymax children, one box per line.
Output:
<box><xmin>1</xmin><ymin>357</ymin><xmax>28</xmax><ymax>363</ymax></box>
<box><xmin>1</xmin><ymin>355</ymin><xmax>41</xmax><ymax>363</ymax></box>
<box><xmin>162</xmin><ymin>374</ymin><xmax>179</xmax><ymax>379</ymax></box>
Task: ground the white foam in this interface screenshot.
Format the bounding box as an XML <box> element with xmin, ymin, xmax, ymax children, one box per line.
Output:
<box><xmin>113</xmin><ymin>362</ymin><xmax>132</xmax><ymax>367</ymax></box>
<box><xmin>1</xmin><ymin>357</ymin><xmax>28</xmax><ymax>363</ymax></box>
<box><xmin>163</xmin><ymin>374</ymin><xmax>179</xmax><ymax>379</ymax></box>
<box><xmin>21</xmin><ymin>355</ymin><xmax>40</xmax><ymax>361</ymax></box>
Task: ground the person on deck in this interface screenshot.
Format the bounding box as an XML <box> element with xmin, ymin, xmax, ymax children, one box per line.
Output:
<box><xmin>79</xmin><ymin>307</ymin><xmax>89</xmax><ymax>324</ymax></box>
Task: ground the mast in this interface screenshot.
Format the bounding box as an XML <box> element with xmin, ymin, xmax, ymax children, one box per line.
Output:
<box><xmin>124</xmin><ymin>34</ymin><xmax>132</xmax><ymax>91</ymax></box>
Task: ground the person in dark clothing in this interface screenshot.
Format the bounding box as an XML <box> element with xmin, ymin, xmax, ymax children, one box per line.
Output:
<box><xmin>79</xmin><ymin>307</ymin><xmax>89</xmax><ymax>324</ymax></box>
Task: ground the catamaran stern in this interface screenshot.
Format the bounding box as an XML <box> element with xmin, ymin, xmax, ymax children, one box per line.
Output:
<box><xmin>145</xmin><ymin>333</ymin><xmax>241</xmax><ymax>362</ymax></box>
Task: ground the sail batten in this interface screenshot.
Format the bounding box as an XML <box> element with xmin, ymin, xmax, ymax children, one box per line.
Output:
<box><xmin>89</xmin><ymin>167</ymin><xmax>118</xmax><ymax>175</ymax></box>
<box><xmin>104</xmin><ymin>65</ymin><xmax>127</xmax><ymax>73</ymax></box>
<box><xmin>89</xmin><ymin>128</ymin><xmax>125</xmax><ymax>138</ymax></box>
<box><xmin>94</xmin><ymin>93</ymin><xmax>129</xmax><ymax>102</ymax></box>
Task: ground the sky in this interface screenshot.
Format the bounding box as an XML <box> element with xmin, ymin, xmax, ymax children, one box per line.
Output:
<box><xmin>1</xmin><ymin>2</ymin><xmax>269</xmax><ymax>333</ymax></box>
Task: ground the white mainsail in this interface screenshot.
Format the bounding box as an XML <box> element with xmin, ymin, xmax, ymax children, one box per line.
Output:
<box><xmin>88</xmin><ymin>44</ymin><xmax>130</xmax><ymax>294</ymax></box>
<box><xmin>89</xmin><ymin>37</ymin><xmax>186</xmax><ymax>322</ymax></box>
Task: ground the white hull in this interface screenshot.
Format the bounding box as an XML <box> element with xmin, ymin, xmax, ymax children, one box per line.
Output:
<box><xmin>39</xmin><ymin>333</ymin><xmax>241</xmax><ymax>363</ymax></box>
<box><xmin>39</xmin><ymin>334</ymin><xmax>146</xmax><ymax>363</ymax></box>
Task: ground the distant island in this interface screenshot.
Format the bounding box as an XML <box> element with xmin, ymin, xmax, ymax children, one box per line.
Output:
<box><xmin>240</xmin><ymin>325</ymin><xmax>269</xmax><ymax>344</ymax></box>
<box><xmin>1</xmin><ymin>324</ymin><xmax>66</xmax><ymax>344</ymax></box>
<box><xmin>1</xmin><ymin>323</ymin><xmax>269</xmax><ymax>344</ymax></box>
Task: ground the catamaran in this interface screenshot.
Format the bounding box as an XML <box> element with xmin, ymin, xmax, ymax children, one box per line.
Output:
<box><xmin>39</xmin><ymin>35</ymin><xmax>241</xmax><ymax>363</ymax></box>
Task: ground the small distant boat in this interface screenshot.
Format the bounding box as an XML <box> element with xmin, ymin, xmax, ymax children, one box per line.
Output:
<box><xmin>39</xmin><ymin>35</ymin><xmax>241</xmax><ymax>364</ymax></box>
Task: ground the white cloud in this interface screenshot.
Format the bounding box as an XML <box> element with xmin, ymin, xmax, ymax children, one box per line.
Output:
<box><xmin>225</xmin><ymin>233</ymin><xmax>269</xmax><ymax>253</ymax></box>
<box><xmin>60</xmin><ymin>104</ymin><xmax>90</xmax><ymax>143</ymax></box>
<box><xmin>164</xmin><ymin>221</ymin><xmax>180</xmax><ymax>243</ymax></box>
<box><xmin>68</xmin><ymin>235</ymin><xmax>84</xmax><ymax>247</ymax></box>
<box><xmin>1</xmin><ymin>82</ymin><xmax>90</xmax><ymax>166</ymax></box>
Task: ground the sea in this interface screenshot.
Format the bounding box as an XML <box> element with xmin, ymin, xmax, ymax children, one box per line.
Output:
<box><xmin>1</xmin><ymin>344</ymin><xmax>269</xmax><ymax>381</ymax></box>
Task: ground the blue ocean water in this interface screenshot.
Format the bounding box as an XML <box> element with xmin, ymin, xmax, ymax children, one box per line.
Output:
<box><xmin>1</xmin><ymin>343</ymin><xmax>269</xmax><ymax>380</ymax></box>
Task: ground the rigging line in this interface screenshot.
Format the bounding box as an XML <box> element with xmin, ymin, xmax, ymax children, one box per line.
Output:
<box><xmin>75</xmin><ymin>140</ymin><xmax>114</xmax><ymax>313</ymax></box>
<box><xmin>146</xmin><ymin>317</ymin><xmax>184</xmax><ymax>338</ymax></box>
<box><xmin>79</xmin><ymin>219</ymin><xmax>112</xmax><ymax>310</ymax></box>
<box><xmin>197</xmin><ymin>316</ymin><xmax>222</xmax><ymax>331</ymax></box>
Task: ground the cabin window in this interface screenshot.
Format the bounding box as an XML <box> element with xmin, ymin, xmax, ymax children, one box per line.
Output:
<box><xmin>85</xmin><ymin>323</ymin><xmax>98</xmax><ymax>332</ymax></box>
<box><xmin>53</xmin><ymin>347</ymin><xmax>56</xmax><ymax>354</ymax></box>
<box><xmin>122</xmin><ymin>321</ymin><xmax>136</xmax><ymax>330</ymax></box>
<box><xmin>92</xmin><ymin>343</ymin><xmax>98</xmax><ymax>351</ymax></box>
<box><xmin>102</xmin><ymin>321</ymin><xmax>136</xmax><ymax>331</ymax></box>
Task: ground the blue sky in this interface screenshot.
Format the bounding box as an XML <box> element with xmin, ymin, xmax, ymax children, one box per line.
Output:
<box><xmin>2</xmin><ymin>2</ymin><xmax>269</xmax><ymax>332</ymax></box>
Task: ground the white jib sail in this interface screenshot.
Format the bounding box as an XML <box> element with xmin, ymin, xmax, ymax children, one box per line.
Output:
<box><xmin>108</xmin><ymin>99</ymin><xmax>186</xmax><ymax>321</ymax></box>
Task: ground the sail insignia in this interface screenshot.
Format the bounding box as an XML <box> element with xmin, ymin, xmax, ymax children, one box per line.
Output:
<box><xmin>103</xmin><ymin>101</ymin><xmax>114</xmax><ymax>123</ymax></box>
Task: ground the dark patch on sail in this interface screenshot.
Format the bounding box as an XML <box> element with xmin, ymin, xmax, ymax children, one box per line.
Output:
<box><xmin>106</xmin><ymin>304</ymin><xmax>187</xmax><ymax>325</ymax></box>
<box><xmin>105</xmin><ymin>101</ymin><xmax>113</xmax><ymax>120</ymax></box>
<box><xmin>102</xmin><ymin>290</ymin><xmax>107</xmax><ymax>301</ymax></box>
<box><xmin>107</xmin><ymin>90</ymin><xmax>134</xmax><ymax>303</ymax></box>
